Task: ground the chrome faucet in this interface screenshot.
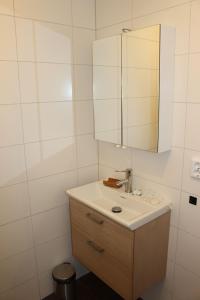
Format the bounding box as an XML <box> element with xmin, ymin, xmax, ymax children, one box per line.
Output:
<box><xmin>115</xmin><ymin>168</ymin><xmax>133</xmax><ymax>193</ymax></box>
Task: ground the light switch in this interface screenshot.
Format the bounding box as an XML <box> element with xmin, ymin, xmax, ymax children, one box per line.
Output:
<box><xmin>191</xmin><ymin>160</ymin><xmax>200</xmax><ymax>179</ymax></box>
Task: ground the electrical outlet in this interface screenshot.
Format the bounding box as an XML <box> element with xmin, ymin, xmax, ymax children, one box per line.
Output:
<box><xmin>191</xmin><ymin>159</ymin><xmax>200</xmax><ymax>179</ymax></box>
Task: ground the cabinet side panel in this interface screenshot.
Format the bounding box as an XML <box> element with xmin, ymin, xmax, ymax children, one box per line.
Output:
<box><xmin>133</xmin><ymin>212</ymin><xmax>171</xmax><ymax>299</ymax></box>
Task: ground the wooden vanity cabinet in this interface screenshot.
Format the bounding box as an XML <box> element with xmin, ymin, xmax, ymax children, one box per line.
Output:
<box><xmin>69</xmin><ymin>198</ymin><xmax>170</xmax><ymax>300</ymax></box>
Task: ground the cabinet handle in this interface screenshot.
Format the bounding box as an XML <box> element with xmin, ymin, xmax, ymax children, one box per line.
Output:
<box><xmin>87</xmin><ymin>240</ymin><xmax>105</xmax><ymax>253</ymax></box>
<box><xmin>86</xmin><ymin>213</ymin><xmax>104</xmax><ymax>225</ymax></box>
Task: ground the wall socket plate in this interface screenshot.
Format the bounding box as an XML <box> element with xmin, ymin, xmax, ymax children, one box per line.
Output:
<box><xmin>191</xmin><ymin>159</ymin><xmax>200</xmax><ymax>179</ymax></box>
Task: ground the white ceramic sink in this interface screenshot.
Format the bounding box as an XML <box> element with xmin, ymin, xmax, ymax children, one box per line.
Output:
<box><xmin>67</xmin><ymin>181</ymin><xmax>171</xmax><ymax>231</ymax></box>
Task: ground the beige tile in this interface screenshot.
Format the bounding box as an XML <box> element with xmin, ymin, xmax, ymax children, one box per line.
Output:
<box><xmin>0</xmin><ymin>0</ymin><xmax>14</xmax><ymax>15</ymax></box>
<box><xmin>35</xmin><ymin>22</ymin><xmax>72</xmax><ymax>63</ymax></box>
<box><xmin>37</xmin><ymin>63</ymin><xmax>72</xmax><ymax>101</ymax></box>
<box><xmin>0</xmin><ymin>145</ymin><xmax>26</xmax><ymax>188</ymax></box>
<box><xmin>73</xmin><ymin>27</ymin><xmax>95</xmax><ymax>65</ymax></box>
<box><xmin>29</xmin><ymin>170</ymin><xmax>77</xmax><ymax>214</ymax></box>
<box><xmin>18</xmin><ymin>62</ymin><xmax>37</xmax><ymax>103</ymax></box>
<box><xmin>77</xmin><ymin>134</ymin><xmax>98</xmax><ymax>168</ymax></box>
<box><xmin>32</xmin><ymin>206</ymin><xmax>68</xmax><ymax>245</ymax></box>
<box><xmin>0</xmin><ymin>183</ymin><xmax>30</xmax><ymax>226</ymax></box>
<box><xmin>38</xmin><ymin>270</ymin><xmax>54</xmax><ymax>299</ymax></box>
<box><xmin>15</xmin><ymin>18</ymin><xmax>35</xmax><ymax>61</ymax></box>
<box><xmin>72</xmin><ymin>0</ymin><xmax>95</xmax><ymax>29</ymax></box>
<box><xmin>39</xmin><ymin>102</ymin><xmax>74</xmax><ymax>140</ymax></box>
<box><xmin>96</xmin><ymin>0</ymin><xmax>132</xmax><ymax>29</ymax></box>
<box><xmin>185</xmin><ymin>104</ymin><xmax>200</xmax><ymax>151</ymax></box>
<box><xmin>0</xmin><ymin>250</ymin><xmax>36</xmax><ymax>293</ymax></box>
<box><xmin>0</xmin><ymin>62</ymin><xmax>20</xmax><ymax>104</ymax></box>
<box><xmin>0</xmin><ymin>15</ymin><xmax>17</xmax><ymax>60</ymax></box>
<box><xmin>25</xmin><ymin>138</ymin><xmax>77</xmax><ymax>180</ymax></box>
<box><xmin>0</xmin><ymin>218</ymin><xmax>33</xmax><ymax>260</ymax></box>
<box><xmin>15</xmin><ymin>0</ymin><xmax>72</xmax><ymax>25</ymax></box>
<box><xmin>0</xmin><ymin>105</ymin><xmax>23</xmax><ymax>147</ymax></box>
<box><xmin>21</xmin><ymin>103</ymin><xmax>40</xmax><ymax>143</ymax></box>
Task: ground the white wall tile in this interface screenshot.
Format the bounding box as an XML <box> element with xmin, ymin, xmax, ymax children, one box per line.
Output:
<box><xmin>176</xmin><ymin>230</ymin><xmax>200</xmax><ymax>277</ymax></box>
<box><xmin>38</xmin><ymin>270</ymin><xmax>54</xmax><ymax>300</ymax></box>
<box><xmin>72</xmin><ymin>0</ymin><xmax>95</xmax><ymax>29</ymax></box>
<box><xmin>168</xmin><ymin>226</ymin><xmax>178</xmax><ymax>262</ymax></box>
<box><xmin>0</xmin><ymin>15</ymin><xmax>16</xmax><ymax>60</ymax></box>
<box><xmin>0</xmin><ymin>0</ymin><xmax>14</xmax><ymax>16</ymax></box>
<box><xmin>0</xmin><ymin>183</ymin><xmax>30</xmax><ymax>226</ymax></box>
<box><xmin>32</xmin><ymin>206</ymin><xmax>68</xmax><ymax>245</ymax></box>
<box><xmin>0</xmin><ymin>278</ymin><xmax>40</xmax><ymax>300</ymax></box>
<box><xmin>96</xmin><ymin>0</ymin><xmax>132</xmax><ymax>29</ymax></box>
<box><xmin>182</xmin><ymin>149</ymin><xmax>200</xmax><ymax>195</ymax></box>
<box><xmin>40</xmin><ymin>102</ymin><xmax>74</xmax><ymax>140</ymax></box>
<box><xmin>25</xmin><ymin>138</ymin><xmax>77</xmax><ymax>180</ymax></box>
<box><xmin>0</xmin><ymin>62</ymin><xmax>20</xmax><ymax>104</ymax></box>
<box><xmin>37</xmin><ymin>63</ymin><xmax>72</xmax><ymax>101</ymax></box>
<box><xmin>18</xmin><ymin>62</ymin><xmax>37</xmax><ymax>103</ymax></box>
<box><xmin>73</xmin><ymin>27</ymin><xmax>95</xmax><ymax>65</ymax></box>
<box><xmin>21</xmin><ymin>104</ymin><xmax>40</xmax><ymax>143</ymax></box>
<box><xmin>0</xmin><ymin>218</ymin><xmax>33</xmax><ymax>260</ymax></box>
<box><xmin>73</xmin><ymin>65</ymin><xmax>93</xmax><ymax>100</ymax></box>
<box><xmin>0</xmin><ymin>105</ymin><xmax>23</xmax><ymax>147</ymax></box>
<box><xmin>36</xmin><ymin>236</ymin><xmax>70</xmax><ymax>274</ymax></box>
<box><xmin>179</xmin><ymin>192</ymin><xmax>200</xmax><ymax>238</ymax></box>
<box><xmin>132</xmin><ymin>4</ymin><xmax>191</xmax><ymax>55</ymax></box>
<box><xmin>35</xmin><ymin>22</ymin><xmax>72</xmax><ymax>63</ymax></box>
<box><xmin>75</xmin><ymin>101</ymin><xmax>94</xmax><ymax>135</ymax></box>
<box><xmin>14</xmin><ymin>0</ymin><xmax>72</xmax><ymax>25</ymax></box>
<box><xmin>0</xmin><ymin>145</ymin><xmax>26</xmax><ymax>188</ymax></box>
<box><xmin>132</xmin><ymin>0</ymin><xmax>189</xmax><ymax>18</ymax></box>
<box><xmin>15</xmin><ymin>18</ymin><xmax>35</xmax><ymax>61</ymax></box>
<box><xmin>29</xmin><ymin>170</ymin><xmax>77</xmax><ymax>214</ymax></box>
<box><xmin>185</xmin><ymin>104</ymin><xmax>200</xmax><ymax>151</ymax></box>
<box><xmin>190</xmin><ymin>0</ymin><xmax>200</xmax><ymax>53</ymax></box>
<box><xmin>0</xmin><ymin>250</ymin><xmax>36</xmax><ymax>293</ymax></box>
<box><xmin>174</xmin><ymin>264</ymin><xmax>200</xmax><ymax>300</ymax></box>
<box><xmin>174</xmin><ymin>55</ymin><xmax>188</xmax><ymax>102</ymax></box>
<box><xmin>188</xmin><ymin>54</ymin><xmax>200</xmax><ymax>102</ymax></box>
<box><xmin>172</xmin><ymin>102</ymin><xmax>186</xmax><ymax>148</ymax></box>
<box><xmin>133</xmin><ymin>148</ymin><xmax>184</xmax><ymax>189</ymax></box>
<box><xmin>77</xmin><ymin>134</ymin><xmax>98</xmax><ymax>167</ymax></box>
<box><xmin>78</xmin><ymin>164</ymin><xmax>98</xmax><ymax>185</ymax></box>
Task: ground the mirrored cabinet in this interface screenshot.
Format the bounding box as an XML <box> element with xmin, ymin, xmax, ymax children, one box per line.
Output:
<box><xmin>93</xmin><ymin>25</ymin><xmax>175</xmax><ymax>153</ymax></box>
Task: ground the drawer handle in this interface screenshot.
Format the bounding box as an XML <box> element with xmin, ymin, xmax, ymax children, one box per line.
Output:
<box><xmin>87</xmin><ymin>240</ymin><xmax>104</xmax><ymax>253</ymax></box>
<box><xmin>86</xmin><ymin>213</ymin><xmax>104</xmax><ymax>225</ymax></box>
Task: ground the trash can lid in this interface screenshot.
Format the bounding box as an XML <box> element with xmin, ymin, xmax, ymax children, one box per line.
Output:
<box><xmin>52</xmin><ymin>263</ymin><xmax>76</xmax><ymax>284</ymax></box>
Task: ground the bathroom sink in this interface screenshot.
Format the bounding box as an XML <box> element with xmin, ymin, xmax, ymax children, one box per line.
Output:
<box><xmin>66</xmin><ymin>181</ymin><xmax>171</xmax><ymax>230</ymax></box>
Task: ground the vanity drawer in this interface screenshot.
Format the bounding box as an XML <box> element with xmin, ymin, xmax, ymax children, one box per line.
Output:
<box><xmin>71</xmin><ymin>226</ymin><xmax>133</xmax><ymax>300</ymax></box>
<box><xmin>69</xmin><ymin>198</ymin><xmax>134</xmax><ymax>269</ymax></box>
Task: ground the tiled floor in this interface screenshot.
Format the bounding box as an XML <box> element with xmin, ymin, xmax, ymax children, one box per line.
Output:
<box><xmin>44</xmin><ymin>273</ymin><xmax>123</xmax><ymax>300</ymax></box>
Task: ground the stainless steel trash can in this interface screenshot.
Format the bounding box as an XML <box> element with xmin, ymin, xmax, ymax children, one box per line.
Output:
<box><xmin>52</xmin><ymin>263</ymin><xmax>76</xmax><ymax>300</ymax></box>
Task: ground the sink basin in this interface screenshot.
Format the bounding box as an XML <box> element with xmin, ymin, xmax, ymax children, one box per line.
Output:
<box><xmin>66</xmin><ymin>181</ymin><xmax>171</xmax><ymax>230</ymax></box>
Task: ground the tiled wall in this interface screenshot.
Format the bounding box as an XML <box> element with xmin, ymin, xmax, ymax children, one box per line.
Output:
<box><xmin>0</xmin><ymin>0</ymin><xmax>97</xmax><ymax>299</ymax></box>
<box><xmin>96</xmin><ymin>0</ymin><xmax>200</xmax><ymax>299</ymax></box>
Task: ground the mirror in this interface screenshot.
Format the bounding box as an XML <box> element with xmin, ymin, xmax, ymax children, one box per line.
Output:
<box><xmin>93</xmin><ymin>25</ymin><xmax>175</xmax><ymax>152</ymax></box>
